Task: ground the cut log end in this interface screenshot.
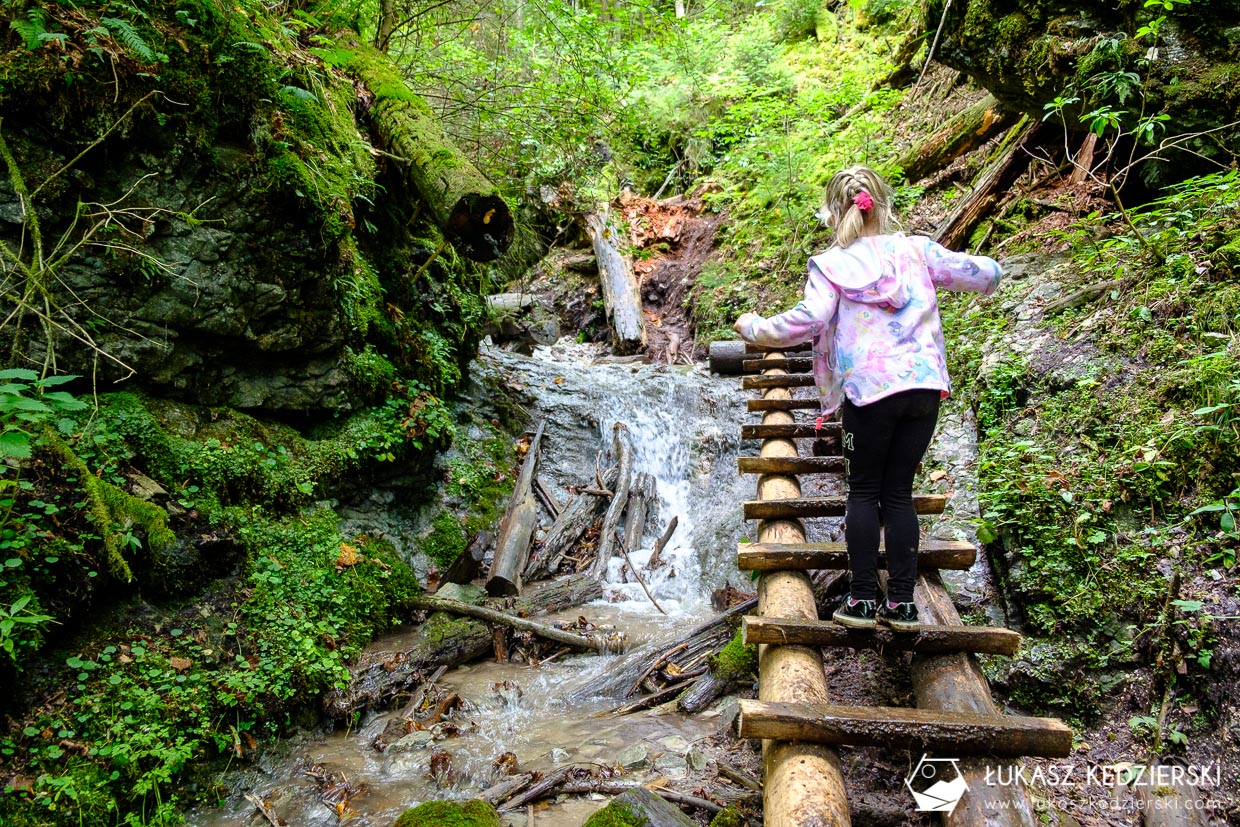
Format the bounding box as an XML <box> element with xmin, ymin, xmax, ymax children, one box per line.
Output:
<box><xmin>446</xmin><ymin>193</ymin><xmax>515</xmax><ymax>261</ymax></box>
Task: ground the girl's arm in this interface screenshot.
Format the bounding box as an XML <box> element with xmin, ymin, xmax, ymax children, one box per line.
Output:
<box><xmin>922</xmin><ymin>237</ymin><xmax>1002</xmax><ymax>295</ymax></box>
<box><xmin>736</xmin><ymin>262</ymin><xmax>839</xmax><ymax>347</ymax></box>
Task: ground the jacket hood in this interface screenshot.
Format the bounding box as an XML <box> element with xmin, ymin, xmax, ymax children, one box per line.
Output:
<box><xmin>810</xmin><ymin>237</ymin><xmax>911</xmax><ymax>310</ymax></box>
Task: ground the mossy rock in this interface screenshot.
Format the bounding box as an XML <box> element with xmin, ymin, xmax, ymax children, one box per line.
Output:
<box><xmin>582</xmin><ymin>788</ymin><xmax>697</xmax><ymax>826</ymax></box>
<box><xmin>709</xmin><ymin>806</ymin><xmax>747</xmax><ymax>827</ymax></box>
<box><xmin>391</xmin><ymin>799</ymin><xmax>501</xmax><ymax>827</ymax></box>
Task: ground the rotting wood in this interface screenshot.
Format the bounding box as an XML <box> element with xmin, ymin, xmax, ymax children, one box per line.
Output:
<box><xmin>676</xmin><ymin>668</ymin><xmax>735</xmax><ymax>714</ymax></box>
<box><xmin>243</xmin><ymin>792</ymin><xmax>282</xmax><ymax>827</ymax></box>
<box><xmin>741</xmin><ymin>616</ymin><xmax>1022</xmax><ymax>656</ymax></box>
<box><xmin>1134</xmin><ymin>761</ymin><xmax>1211</xmax><ymax>827</ymax></box>
<box><xmin>487</xmin><ymin>421</ymin><xmax>545</xmax><ymax>596</ymax></box>
<box><xmin>935</xmin><ymin>116</ymin><xmax>1037</xmax><ymax>250</ymax></box>
<box><xmin>717</xmin><ymin>762</ymin><xmax>763</xmax><ymax>792</ymax></box>
<box><xmin>591</xmin><ymin>423</ymin><xmax>634</xmax><ymax>580</ymax></box>
<box><xmin>624</xmin><ymin>471</ymin><xmax>655</xmax><ymax>554</ymax></box>
<box><xmin>412</xmin><ymin>595</ymin><xmax>619</xmax><ymax>653</ymax></box>
<box><xmin>737</xmin><ymin>699</ymin><xmax>1073</xmax><ymax>757</ymax></box>
<box><xmin>646</xmin><ymin>515</ymin><xmax>678</xmax><ymax>570</ymax></box>
<box><xmin>897</xmin><ymin>93</ymin><xmax>1011</xmax><ymax>183</ymax></box>
<box><xmin>737</xmin><ymin>539</ymin><xmax>976</xmax><ymax>571</ymax></box>
<box><xmin>741</xmin><ymin>422</ymin><xmax>842</xmax><ymax>440</ymax></box>
<box><xmin>497</xmin><ymin>765</ymin><xmax>576</xmax><ymax>811</ymax></box>
<box><xmin>738</xmin><ymin>456</ymin><xmax>846</xmax><ymax>475</ymax></box>
<box><xmin>743</xmin><ymin>493</ymin><xmax>947</xmax><ymax>521</ymax></box>
<box><xmin>478</xmin><ymin>772</ymin><xmax>535</xmax><ymax>807</ymax></box>
<box><xmin>342</xmin><ymin>38</ymin><xmax>513</xmax><ymax>261</ymax></box>
<box><xmin>912</xmin><ymin>569</ymin><xmax>1039</xmax><ymax>824</ymax></box>
<box><xmin>751</xmin><ymin>358</ymin><xmax>851</xmax><ymax>827</ymax></box>
<box><xmin>524</xmin><ymin>465</ymin><xmax>618</xmax><ymax>581</ymax></box>
<box><xmin>533</xmin><ymin>476</ymin><xmax>561</xmax><ymax>520</ymax></box>
<box><xmin>509</xmin><ymin>572</ymin><xmax>604</xmax><ymax>617</ymax></box>
<box><xmin>585</xmin><ymin>208</ymin><xmax>647</xmax><ymax>354</ymax></box>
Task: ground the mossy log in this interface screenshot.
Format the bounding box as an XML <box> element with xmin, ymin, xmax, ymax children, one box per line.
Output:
<box><xmin>343</xmin><ymin>40</ymin><xmax>514</xmax><ymax>261</ymax></box>
<box><xmin>897</xmin><ymin>94</ymin><xmax>1011</xmax><ymax>183</ymax></box>
<box><xmin>934</xmin><ymin>116</ymin><xmax>1037</xmax><ymax>251</ymax></box>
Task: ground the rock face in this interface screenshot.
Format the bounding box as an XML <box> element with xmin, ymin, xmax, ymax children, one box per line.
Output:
<box><xmin>927</xmin><ymin>0</ymin><xmax>1240</xmax><ymax>179</ymax></box>
<box><xmin>0</xmin><ymin>6</ymin><xmax>496</xmax><ymax>413</ymax></box>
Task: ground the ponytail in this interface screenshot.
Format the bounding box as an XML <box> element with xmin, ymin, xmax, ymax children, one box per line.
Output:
<box><xmin>821</xmin><ymin>166</ymin><xmax>893</xmax><ymax>247</ymax></box>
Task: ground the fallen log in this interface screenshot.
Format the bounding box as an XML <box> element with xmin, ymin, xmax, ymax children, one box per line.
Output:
<box><xmin>533</xmin><ymin>476</ymin><xmax>561</xmax><ymax>519</ymax></box>
<box><xmin>585</xmin><ymin>209</ymin><xmax>646</xmax><ymax>354</ymax></box>
<box><xmin>478</xmin><ymin>772</ymin><xmax>535</xmax><ymax>807</ymax></box>
<box><xmin>591</xmin><ymin>423</ymin><xmax>634</xmax><ymax>580</ymax></box>
<box><xmin>897</xmin><ymin>93</ymin><xmax>1011</xmax><ymax>183</ymax></box>
<box><xmin>342</xmin><ymin>39</ymin><xmax>514</xmax><ymax>260</ymax></box>
<box><xmin>624</xmin><ymin>471</ymin><xmax>655</xmax><ymax>554</ymax></box>
<box><xmin>524</xmin><ymin>465</ymin><xmax>618</xmax><ymax>581</ymax></box>
<box><xmin>509</xmin><ymin>572</ymin><xmax>603</xmax><ymax>616</ymax></box>
<box><xmin>498</xmin><ymin>765</ymin><xmax>575</xmax><ymax>811</ymax></box>
<box><xmin>413</xmin><ymin>595</ymin><xmax>619</xmax><ymax>653</ymax></box>
<box><xmin>487</xmin><ymin>422</ymin><xmax>545</xmax><ymax>596</ymax></box>
<box><xmin>935</xmin><ymin>116</ymin><xmax>1037</xmax><ymax>250</ymax></box>
<box><xmin>1134</xmin><ymin>761</ymin><xmax>1211</xmax><ymax>827</ymax></box>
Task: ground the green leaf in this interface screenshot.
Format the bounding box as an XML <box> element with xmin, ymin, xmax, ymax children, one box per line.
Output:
<box><xmin>0</xmin><ymin>432</ymin><xmax>32</xmax><ymax>460</ymax></box>
<box><xmin>1171</xmin><ymin>599</ymin><xmax>1204</xmax><ymax>613</ymax></box>
<box><xmin>1221</xmin><ymin>511</ymin><xmax>1236</xmax><ymax>533</ymax></box>
<box><xmin>0</xmin><ymin>369</ymin><xmax>38</xmax><ymax>382</ymax></box>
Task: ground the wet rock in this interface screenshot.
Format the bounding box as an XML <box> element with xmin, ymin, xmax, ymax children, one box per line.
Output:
<box><xmin>550</xmin><ymin>747</ymin><xmax>570</xmax><ymax>764</ymax></box>
<box><xmin>389</xmin><ymin>731</ymin><xmax>435</xmax><ymax>752</ymax></box>
<box><xmin>657</xmin><ymin>735</ymin><xmax>690</xmax><ymax>753</ymax></box>
<box><xmin>686</xmin><ymin>746</ymin><xmax>708</xmax><ymax>771</ymax></box>
<box><xmin>616</xmin><ymin>745</ymin><xmax>649</xmax><ymax>769</ymax></box>
<box><xmin>435</xmin><ymin>583</ymin><xmax>488</xmax><ymax>605</ymax></box>
<box><xmin>653</xmin><ymin>752</ymin><xmax>688</xmax><ymax>774</ymax></box>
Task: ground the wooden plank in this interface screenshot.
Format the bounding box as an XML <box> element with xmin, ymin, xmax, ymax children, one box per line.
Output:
<box><xmin>742</xmin><ymin>374</ymin><xmax>815</xmax><ymax>390</ymax></box>
<box><xmin>742</xmin><ymin>616</ymin><xmax>1022</xmax><ymax>656</ymax></box>
<box><xmin>747</xmin><ymin>398</ymin><xmax>821</xmax><ymax>412</ymax></box>
<box><xmin>737</xmin><ymin>540</ymin><xmax>976</xmax><ymax>571</ymax></box>
<box><xmin>744</xmin><ymin>494</ymin><xmax>947</xmax><ymax>521</ymax></box>
<box><xmin>742</xmin><ymin>356</ymin><xmax>811</xmax><ymax>373</ymax></box>
<box><xmin>741</xmin><ymin>422</ymin><xmax>842</xmax><ymax>440</ymax></box>
<box><xmin>745</xmin><ymin>341</ymin><xmax>811</xmax><ymax>354</ymax></box>
<box><xmin>737</xmin><ymin>699</ymin><xmax>1073</xmax><ymax>758</ymax></box>
<box><xmin>737</xmin><ymin>456</ymin><xmax>845</xmax><ymax>475</ymax></box>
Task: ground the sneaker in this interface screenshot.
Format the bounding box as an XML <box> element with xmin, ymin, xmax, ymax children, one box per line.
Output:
<box><xmin>832</xmin><ymin>593</ymin><xmax>878</xmax><ymax>629</ymax></box>
<box><xmin>877</xmin><ymin>600</ymin><xmax>920</xmax><ymax>632</ymax></box>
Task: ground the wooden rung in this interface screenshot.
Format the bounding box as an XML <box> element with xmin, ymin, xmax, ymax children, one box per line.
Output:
<box><xmin>737</xmin><ymin>699</ymin><xmax>1073</xmax><ymax>758</ymax></box>
<box><xmin>737</xmin><ymin>540</ymin><xmax>976</xmax><ymax>571</ymax></box>
<box><xmin>742</xmin><ymin>616</ymin><xmax>1021</xmax><ymax>656</ymax></box>
<box><xmin>744</xmin><ymin>494</ymin><xmax>947</xmax><ymax>521</ymax></box>
<box><xmin>745</xmin><ymin>341</ymin><xmax>811</xmax><ymax>354</ymax></box>
<box><xmin>747</xmin><ymin>398</ymin><xmax>822</xmax><ymax>412</ymax></box>
<box><xmin>742</xmin><ymin>374</ymin><xmax>815</xmax><ymax>390</ymax></box>
<box><xmin>741</xmin><ymin>423</ymin><xmax>842</xmax><ymax>440</ymax></box>
<box><xmin>737</xmin><ymin>456</ymin><xmax>846</xmax><ymax>475</ymax></box>
<box><xmin>742</xmin><ymin>356</ymin><xmax>811</xmax><ymax>373</ymax></box>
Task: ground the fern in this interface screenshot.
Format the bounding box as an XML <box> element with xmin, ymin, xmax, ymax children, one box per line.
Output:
<box><xmin>102</xmin><ymin>16</ymin><xmax>155</xmax><ymax>63</ymax></box>
<box><xmin>10</xmin><ymin>8</ymin><xmax>48</xmax><ymax>51</ymax></box>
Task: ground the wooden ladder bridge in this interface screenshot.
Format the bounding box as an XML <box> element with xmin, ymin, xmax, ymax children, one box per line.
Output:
<box><xmin>712</xmin><ymin>341</ymin><xmax>1071</xmax><ymax>826</ymax></box>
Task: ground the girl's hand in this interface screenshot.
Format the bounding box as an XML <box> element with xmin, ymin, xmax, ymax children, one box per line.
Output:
<box><xmin>734</xmin><ymin>312</ymin><xmax>760</xmax><ymax>338</ymax></box>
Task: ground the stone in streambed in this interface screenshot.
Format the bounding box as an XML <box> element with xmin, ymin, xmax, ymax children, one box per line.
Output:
<box><xmin>391</xmin><ymin>798</ymin><xmax>501</xmax><ymax>827</ymax></box>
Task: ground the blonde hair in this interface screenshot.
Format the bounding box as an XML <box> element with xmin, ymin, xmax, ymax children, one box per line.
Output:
<box><xmin>820</xmin><ymin>166</ymin><xmax>893</xmax><ymax>248</ymax></box>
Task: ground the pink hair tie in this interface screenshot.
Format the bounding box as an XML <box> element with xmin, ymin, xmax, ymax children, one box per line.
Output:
<box><xmin>853</xmin><ymin>191</ymin><xmax>874</xmax><ymax>213</ymax></box>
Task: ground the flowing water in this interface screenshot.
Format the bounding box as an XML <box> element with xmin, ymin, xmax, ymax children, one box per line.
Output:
<box><xmin>189</xmin><ymin>340</ymin><xmax>759</xmax><ymax>827</ymax></box>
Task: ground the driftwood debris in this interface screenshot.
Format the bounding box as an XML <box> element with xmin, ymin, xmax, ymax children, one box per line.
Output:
<box><xmin>585</xmin><ymin>208</ymin><xmax>647</xmax><ymax>354</ymax></box>
<box><xmin>623</xmin><ymin>471</ymin><xmax>655</xmax><ymax>555</ymax></box>
<box><xmin>646</xmin><ymin>515</ymin><xmax>677</xmax><ymax>570</ymax></box>
<box><xmin>413</xmin><ymin>595</ymin><xmax>619</xmax><ymax>653</ymax></box>
<box><xmin>897</xmin><ymin>93</ymin><xmax>1010</xmax><ymax>183</ymax></box>
<box><xmin>343</xmin><ymin>40</ymin><xmax>514</xmax><ymax>261</ymax></box>
<box><xmin>591</xmin><ymin>423</ymin><xmax>635</xmax><ymax>580</ymax></box>
<box><xmin>524</xmin><ymin>465</ymin><xmax>619</xmax><ymax>581</ymax></box>
<box><xmin>935</xmin><ymin>116</ymin><xmax>1038</xmax><ymax>250</ymax></box>
<box><xmin>487</xmin><ymin>422</ymin><xmax>545</xmax><ymax>596</ymax></box>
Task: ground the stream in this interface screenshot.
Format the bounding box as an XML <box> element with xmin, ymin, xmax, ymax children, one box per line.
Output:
<box><xmin>189</xmin><ymin>340</ymin><xmax>764</xmax><ymax>826</ymax></box>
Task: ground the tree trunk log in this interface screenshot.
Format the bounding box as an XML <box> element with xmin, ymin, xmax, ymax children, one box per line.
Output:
<box><xmin>934</xmin><ymin>116</ymin><xmax>1037</xmax><ymax>251</ymax></box>
<box><xmin>676</xmin><ymin>669</ymin><xmax>734</xmax><ymax>714</ymax></box>
<box><xmin>897</xmin><ymin>94</ymin><xmax>1010</xmax><ymax>183</ymax></box>
<box><xmin>344</xmin><ymin>40</ymin><xmax>514</xmax><ymax>261</ymax></box>
<box><xmin>752</xmin><ymin>364</ymin><xmax>852</xmax><ymax>827</ymax></box>
<box><xmin>487</xmin><ymin>422</ymin><xmax>544</xmax><ymax>596</ymax></box>
<box><xmin>912</xmin><ymin>569</ymin><xmax>1039</xmax><ymax>825</ymax></box>
<box><xmin>585</xmin><ymin>209</ymin><xmax>646</xmax><ymax>354</ymax></box>
<box><xmin>591</xmin><ymin>423</ymin><xmax>634</xmax><ymax>580</ymax></box>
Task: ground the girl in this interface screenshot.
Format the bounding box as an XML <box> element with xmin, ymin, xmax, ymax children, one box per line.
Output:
<box><xmin>734</xmin><ymin>166</ymin><xmax>1002</xmax><ymax>632</ymax></box>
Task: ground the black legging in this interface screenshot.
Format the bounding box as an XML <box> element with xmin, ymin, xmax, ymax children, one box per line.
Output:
<box><xmin>841</xmin><ymin>388</ymin><xmax>941</xmax><ymax>603</ymax></box>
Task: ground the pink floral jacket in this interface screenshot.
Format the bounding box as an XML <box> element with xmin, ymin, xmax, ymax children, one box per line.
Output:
<box><xmin>738</xmin><ymin>233</ymin><xmax>1001</xmax><ymax>414</ymax></box>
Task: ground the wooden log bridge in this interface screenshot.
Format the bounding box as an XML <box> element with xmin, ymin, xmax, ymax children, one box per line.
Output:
<box><xmin>729</xmin><ymin>345</ymin><xmax>1070</xmax><ymax>825</ymax></box>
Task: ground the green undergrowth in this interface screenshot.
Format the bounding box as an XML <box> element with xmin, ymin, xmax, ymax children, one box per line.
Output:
<box><xmin>944</xmin><ymin>168</ymin><xmax>1240</xmax><ymax>720</ymax></box>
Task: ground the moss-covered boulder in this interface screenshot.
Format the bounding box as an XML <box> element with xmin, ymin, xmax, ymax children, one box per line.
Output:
<box><xmin>391</xmin><ymin>799</ymin><xmax>502</xmax><ymax>827</ymax></box>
